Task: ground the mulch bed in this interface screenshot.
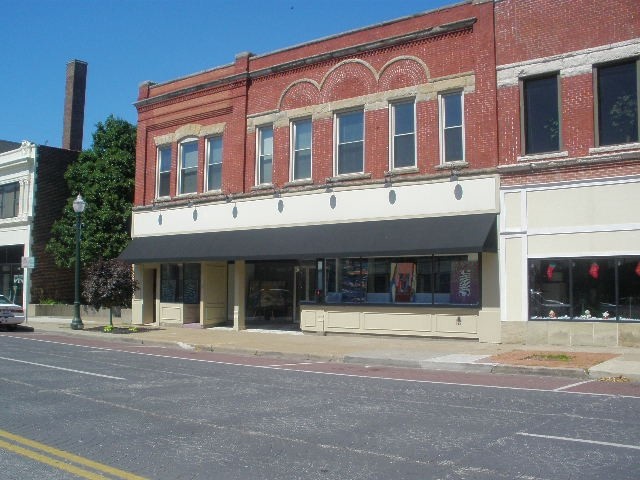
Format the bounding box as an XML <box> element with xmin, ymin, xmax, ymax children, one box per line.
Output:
<box><xmin>486</xmin><ymin>350</ymin><xmax>618</xmax><ymax>369</ymax></box>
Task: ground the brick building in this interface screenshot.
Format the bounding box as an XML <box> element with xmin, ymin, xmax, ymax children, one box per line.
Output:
<box><xmin>0</xmin><ymin>60</ymin><xmax>87</xmax><ymax>307</ymax></box>
<box><xmin>495</xmin><ymin>0</ymin><xmax>640</xmax><ymax>345</ymax></box>
<box><xmin>122</xmin><ymin>0</ymin><xmax>640</xmax><ymax>345</ymax></box>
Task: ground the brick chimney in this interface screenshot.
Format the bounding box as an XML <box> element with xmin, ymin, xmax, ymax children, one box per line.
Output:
<box><xmin>62</xmin><ymin>59</ymin><xmax>88</xmax><ymax>151</ymax></box>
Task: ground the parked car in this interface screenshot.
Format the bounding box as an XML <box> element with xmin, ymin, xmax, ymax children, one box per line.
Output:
<box><xmin>0</xmin><ymin>294</ymin><xmax>25</xmax><ymax>330</ymax></box>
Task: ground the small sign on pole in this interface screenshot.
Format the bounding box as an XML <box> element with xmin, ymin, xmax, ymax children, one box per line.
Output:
<box><xmin>21</xmin><ymin>257</ymin><xmax>35</xmax><ymax>269</ymax></box>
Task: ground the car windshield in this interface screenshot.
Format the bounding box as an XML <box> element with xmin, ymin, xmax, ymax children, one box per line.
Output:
<box><xmin>0</xmin><ymin>295</ymin><xmax>12</xmax><ymax>305</ymax></box>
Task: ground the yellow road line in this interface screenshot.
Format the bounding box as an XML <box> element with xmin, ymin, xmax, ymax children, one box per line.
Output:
<box><xmin>0</xmin><ymin>429</ymin><xmax>148</xmax><ymax>480</ymax></box>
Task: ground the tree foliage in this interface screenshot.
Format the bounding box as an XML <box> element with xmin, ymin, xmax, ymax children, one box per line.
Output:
<box><xmin>47</xmin><ymin>116</ymin><xmax>136</xmax><ymax>268</ymax></box>
<box><xmin>83</xmin><ymin>259</ymin><xmax>138</xmax><ymax>326</ymax></box>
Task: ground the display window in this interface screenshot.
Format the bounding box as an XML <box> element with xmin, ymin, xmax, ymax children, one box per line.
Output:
<box><xmin>324</xmin><ymin>254</ymin><xmax>480</xmax><ymax>306</ymax></box>
<box><xmin>528</xmin><ymin>257</ymin><xmax>640</xmax><ymax>321</ymax></box>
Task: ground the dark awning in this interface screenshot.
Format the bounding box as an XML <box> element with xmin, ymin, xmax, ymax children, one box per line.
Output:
<box><xmin>119</xmin><ymin>213</ymin><xmax>497</xmax><ymax>263</ymax></box>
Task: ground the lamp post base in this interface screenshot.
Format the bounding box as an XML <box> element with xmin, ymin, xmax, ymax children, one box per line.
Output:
<box><xmin>70</xmin><ymin>303</ymin><xmax>84</xmax><ymax>330</ymax></box>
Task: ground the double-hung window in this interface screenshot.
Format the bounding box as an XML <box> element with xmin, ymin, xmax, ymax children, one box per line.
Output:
<box><xmin>257</xmin><ymin>126</ymin><xmax>273</xmax><ymax>185</ymax></box>
<box><xmin>523</xmin><ymin>74</ymin><xmax>560</xmax><ymax>154</ymax></box>
<box><xmin>390</xmin><ymin>101</ymin><xmax>416</xmax><ymax>169</ymax></box>
<box><xmin>0</xmin><ymin>182</ymin><xmax>19</xmax><ymax>219</ymax></box>
<box><xmin>596</xmin><ymin>59</ymin><xmax>639</xmax><ymax>146</ymax></box>
<box><xmin>440</xmin><ymin>92</ymin><xmax>464</xmax><ymax>162</ymax></box>
<box><xmin>179</xmin><ymin>139</ymin><xmax>198</xmax><ymax>195</ymax></box>
<box><xmin>206</xmin><ymin>136</ymin><xmax>223</xmax><ymax>191</ymax></box>
<box><xmin>336</xmin><ymin>110</ymin><xmax>364</xmax><ymax>175</ymax></box>
<box><xmin>157</xmin><ymin>145</ymin><xmax>171</xmax><ymax>198</ymax></box>
<box><xmin>291</xmin><ymin>118</ymin><xmax>312</xmax><ymax>180</ymax></box>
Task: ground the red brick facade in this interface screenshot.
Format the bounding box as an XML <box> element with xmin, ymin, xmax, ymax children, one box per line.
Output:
<box><xmin>134</xmin><ymin>1</ymin><xmax>499</xmax><ymax>208</ymax></box>
<box><xmin>496</xmin><ymin>0</ymin><xmax>640</xmax><ymax>182</ymax></box>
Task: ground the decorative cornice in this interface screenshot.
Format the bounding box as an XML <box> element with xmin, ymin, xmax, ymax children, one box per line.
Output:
<box><xmin>136</xmin><ymin>18</ymin><xmax>476</xmax><ymax>112</ymax></box>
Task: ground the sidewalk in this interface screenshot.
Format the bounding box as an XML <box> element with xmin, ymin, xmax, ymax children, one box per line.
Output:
<box><xmin>19</xmin><ymin>316</ymin><xmax>640</xmax><ymax>382</ymax></box>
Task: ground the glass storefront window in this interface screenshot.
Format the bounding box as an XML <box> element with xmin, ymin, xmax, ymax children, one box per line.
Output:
<box><xmin>160</xmin><ymin>263</ymin><xmax>200</xmax><ymax>304</ymax></box>
<box><xmin>528</xmin><ymin>257</ymin><xmax>640</xmax><ymax>321</ymax></box>
<box><xmin>324</xmin><ymin>254</ymin><xmax>480</xmax><ymax>306</ymax></box>
<box><xmin>246</xmin><ymin>261</ymin><xmax>294</xmax><ymax>322</ymax></box>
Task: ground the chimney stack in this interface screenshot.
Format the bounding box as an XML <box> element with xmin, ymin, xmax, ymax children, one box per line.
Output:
<box><xmin>62</xmin><ymin>59</ymin><xmax>87</xmax><ymax>151</ymax></box>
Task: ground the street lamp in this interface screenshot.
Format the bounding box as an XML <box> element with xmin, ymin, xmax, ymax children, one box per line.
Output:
<box><xmin>70</xmin><ymin>194</ymin><xmax>86</xmax><ymax>330</ymax></box>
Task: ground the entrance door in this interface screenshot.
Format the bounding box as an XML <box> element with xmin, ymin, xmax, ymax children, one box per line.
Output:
<box><xmin>293</xmin><ymin>262</ymin><xmax>317</xmax><ymax>324</ymax></box>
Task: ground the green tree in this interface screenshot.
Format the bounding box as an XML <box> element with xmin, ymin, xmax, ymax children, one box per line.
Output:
<box><xmin>47</xmin><ymin>115</ymin><xmax>136</xmax><ymax>267</ymax></box>
<box><xmin>83</xmin><ymin>259</ymin><xmax>138</xmax><ymax>327</ymax></box>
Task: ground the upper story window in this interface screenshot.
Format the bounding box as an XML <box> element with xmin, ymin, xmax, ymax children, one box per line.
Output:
<box><xmin>596</xmin><ymin>59</ymin><xmax>639</xmax><ymax>146</ymax></box>
<box><xmin>523</xmin><ymin>74</ymin><xmax>560</xmax><ymax>154</ymax></box>
<box><xmin>390</xmin><ymin>100</ymin><xmax>416</xmax><ymax>169</ymax></box>
<box><xmin>291</xmin><ymin>118</ymin><xmax>312</xmax><ymax>180</ymax></box>
<box><xmin>0</xmin><ymin>182</ymin><xmax>19</xmax><ymax>219</ymax></box>
<box><xmin>157</xmin><ymin>145</ymin><xmax>171</xmax><ymax>198</ymax></box>
<box><xmin>257</xmin><ymin>126</ymin><xmax>273</xmax><ymax>185</ymax></box>
<box><xmin>440</xmin><ymin>92</ymin><xmax>464</xmax><ymax>162</ymax></box>
<box><xmin>178</xmin><ymin>139</ymin><xmax>198</xmax><ymax>195</ymax></box>
<box><xmin>336</xmin><ymin>109</ymin><xmax>364</xmax><ymax>175</ymax></box>
<box><xmin>206</xmin><ymin>136</ymin><xmax>223</xmax><ymax>191</ymax></box>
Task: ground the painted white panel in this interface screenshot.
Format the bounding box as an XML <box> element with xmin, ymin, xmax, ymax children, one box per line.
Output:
<box><xmin>132</xmin><ymin>176</ymin><xmax>498</xmax><ymax>237</ymax></box>
<box><xmin>300</xmin><ymin>310</ymin><xmax>317</xmax><ymax>328</ymax></box>
<box><xmin>503</xmin><ymin>237</ymin><xmax>525</xmax><ymax>323</ymax></box>
<box><xmin>503</xmin><ymin>191</ymin><xmax>522</xmax><ymax>232</ymax></box>
<box><xmin>435</xmin><ymin>315</ymin><xmax>477</xmax><ymax>333</ymax></box>
<box><xmin>363</xmin><ymin>312</ymin><xmax>431</xmax><ymax>332</ymax></box>
<box><xmin>528</xmin><ymin>181</ymin><xmax>640</xmax><ymax>230</ymax></box>
<box><xmin>0</xmin><ymin>226</ymin><xmax>28</xmax><ymax>246</ymax></box>
<box><xmin>160</xmin><ymin>304</ymin><xmax>181</xmax><ymax>323</ymax></box>
<box><xmin>326</xmin><ymin>311</ymin><xmax>361</xmax><ymax>329</ymax></box>
<box><xmin>529</xmin><ymin>230</ymin><xmax>640</xmax><ymax>257</ymax></box>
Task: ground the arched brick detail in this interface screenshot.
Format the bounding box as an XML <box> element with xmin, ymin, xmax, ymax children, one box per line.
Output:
<box><xmin>378</xmin><ymin>57</ymin><xmax>430</xmax><ymax>91</ymax></box>
<box><xmin>278</xmin><ymin>80</ymin><xmax>321</xmax><ymax>111</ymax></box>
<box><xmin>321</xmin><ymin>60</ymin><xmax>377</xmax><ymax>103</ymax></box>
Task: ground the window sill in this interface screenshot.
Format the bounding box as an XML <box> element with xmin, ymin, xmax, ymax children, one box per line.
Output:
<box><xmin>517</xmin><ymin>151</ymin><xmax>568</xmax><ymax>162</ymax></box>
<box><xmin>284</xmin><ymin>178</ymin><xmax>313</xmax><ymax>187</ymax></box>
<box><xmin>327</xmin><ymin>172</ymin><xmax>372</xmax><ymax>183</ymax></box>
<box><xmin>589</xmin><ymin>142</ymin><xmax>640</xmax><ymax>155</ymax></box>
<box><xmin>251</xmin><ymin>183</ymin><xmax>274</xmax><ymax>191</ymax></box>
<box><xmin>435</xmin><ymin>161</ymin><xmax>468</xmax><ymax>170</ymax></box>
<box><xmin>385</xmin><ymin>167</ymin><xmax>419</xmax><ymax>176</ymax></box>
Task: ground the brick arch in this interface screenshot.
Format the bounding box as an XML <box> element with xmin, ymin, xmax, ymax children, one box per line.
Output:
<box><xmin>378</xmin><ymin>56</ymin><xmax>430</xmax><ymax>91</ymax></box>
<box><xmin>320</xmin><ymin>59</ymin><xmax>377</xmax><ymax>103</ymax></box>
<box><xmin>278</xmin><ymin>79</ymin><xmax>321</xmax><ymax>111</ymax></box>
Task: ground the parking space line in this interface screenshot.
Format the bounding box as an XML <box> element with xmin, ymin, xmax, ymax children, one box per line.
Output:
<box><xmin>516</xmin><ymin>432</ymin><xmax>640</xmax><ymax>450</ymax></box>
<box><xmin>0</xmin><ymin>355</ymin><xmax>125</xmax><ymax>380</ymax></box>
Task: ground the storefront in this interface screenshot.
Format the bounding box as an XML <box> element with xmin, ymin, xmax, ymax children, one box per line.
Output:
<box><xmin>122</xmin><ymin>177</ymin><xmax>501</xmax><ymax>340</ymax></box>
<box><xmin>500</xmin><ymin>177</ymin><xmax>640</xmax><ymax>345</ymax></box>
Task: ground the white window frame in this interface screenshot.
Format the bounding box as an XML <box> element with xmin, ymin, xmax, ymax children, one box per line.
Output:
<box><xmin>334</xmin><ymin>109</ymin><xmax>365</xmax><ymax>176</ymax></box>
<box><xmin>178</xmin><ymin>137</ymin><xmax>199</xmax><ymax>195</ymax></box>
<box><xmin>256</xmin><ymin>125</ymin><xmax>274</xmax><ymax>185</ymax></box>
<box><xmin>389</xmin><ymin>99</ymin><xmax>416</xmax><ymax>170</ymax></box>
<box><xmin>290</xmin><ymin>118</ymin><xmax>312</xmax><ymax>181</ymax></box>
<box><xmin>205</xmin><ymin>135</ymin><xmax>223</xmax><ymax>191</ymax></box>
<box><xmin>439</xmin><ymin>91</ymin><xmax>465</xmax><ymax>163</ymax></box>
<box><xmin>156</xmin><ymin>145</ymin><xmax>172</xmax><ymax>198</ymax></box>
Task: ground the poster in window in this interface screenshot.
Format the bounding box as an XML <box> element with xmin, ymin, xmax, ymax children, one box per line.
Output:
<box><xmin>391</xmin><ymin>262</ymin><xmax>416</xmax><ymax>302</ymax></box>
<box><xmin>449</xmin><ymin>261</ymin><xmax>479</xmax><ymax>304</ymax></box>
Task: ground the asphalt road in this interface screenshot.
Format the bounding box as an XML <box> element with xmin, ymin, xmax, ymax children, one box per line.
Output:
<box><xmin>0</xmin><ymin>332</ymin><xmax>639</xmax><ymax>480</ymax></box>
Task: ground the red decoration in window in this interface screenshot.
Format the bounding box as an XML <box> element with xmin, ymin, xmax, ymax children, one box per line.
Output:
<box><xmin>589</xmin><ymin>262</ymin><xmax>600</xmax><ymax>280</ymax></box>
<box><xmin>546</xmin><ymin>263</ymin><xmax>556</xmax><ymax>281</ymax></box>
<box><xmin>636</xmin><ymin>261</ymin><xmax>640</xmax><ymax>277</ymax></box>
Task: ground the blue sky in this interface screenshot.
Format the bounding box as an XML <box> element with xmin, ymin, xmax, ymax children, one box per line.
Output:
<box><xmin>2</xmin><ymin>0</ymin><xmax>452</xmax><ymax>150</ymax></box>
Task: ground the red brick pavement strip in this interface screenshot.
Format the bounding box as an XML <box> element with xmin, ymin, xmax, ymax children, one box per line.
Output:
<box><xmin>4</xmin><ymin>331</ymin><xmax>640</xmax><ymax>398</ymax></box>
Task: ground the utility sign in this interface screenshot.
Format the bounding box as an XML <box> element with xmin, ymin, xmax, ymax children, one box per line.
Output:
<box><xmin>21</xmin><ymin>257</ymin><xmax>35</xmax><ymax>269</ymax></box>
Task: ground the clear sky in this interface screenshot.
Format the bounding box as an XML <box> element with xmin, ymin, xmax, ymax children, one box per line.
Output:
<box><xmin>2</xmin><ymin>0</ymin><xmax>453</xmax><ymax>150</ymax></box>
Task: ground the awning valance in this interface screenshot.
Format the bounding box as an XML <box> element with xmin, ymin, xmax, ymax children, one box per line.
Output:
<box><xmin>119</xmin><ymin>213</ymin><xmax>497</xmax><ymax>263</ymax></box>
